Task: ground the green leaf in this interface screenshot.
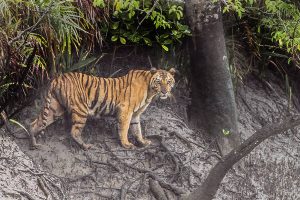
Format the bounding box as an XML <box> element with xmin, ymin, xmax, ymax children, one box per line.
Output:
<box><xmin>143</xmin><ymin>37</ymin><xmax>152</xmax><ymax>46</ymax></box>
<box><xmin>163</xmin><ymin>39</ymin><xmax>173</xmax><ymax>45</ymax></box>
<box><xmin>67</xmin><ymin>56</ymin><xmax>99</xmax><ymax>72</ymax></box>
<box><xmin>9</xmin><ymin>118</ymin><xmax>29</xmax><ymax>136</ymax></box>
<box><xmin>113</xmin><ymin>11</ymin><xmax>119</xmax><ymax>16</ymax></box>
<box><xmin>161</xmin><ymin>45</ymin><xmax>169</xmax><ymax>51</ymax></box>
<box><xmin>93</xmin><ymin>0</ymin><xmax>105</xmax><ymax>8</ymax></box>
<box><xmin>111</xmin><ymin>22</ymin><xmax>119</xmax><ymax>30</ymax></box>
<box><xmin>120</xmin><ymin>37</ymin><xmax>126</xmax><ymax>44</ymax></box>
<box><xmin>111</xmin><ymin>35</ymin><xmax>118</xmax><ymax>42</ymax></box>
<box><xmin>222</xmin><ymin>129</ymin><xmax>231</xmax><ymax>136</ymax></box>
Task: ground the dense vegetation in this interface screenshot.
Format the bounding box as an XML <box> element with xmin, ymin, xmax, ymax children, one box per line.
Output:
<box><xmin>225</xmin><ymin>0</ymin><xmax>300</xmax><ymax>76</ymax></box>
<box><xmin>0</xmin><ymin>0</ymin><xmax>190</xmax><ymax>113</ymax></box>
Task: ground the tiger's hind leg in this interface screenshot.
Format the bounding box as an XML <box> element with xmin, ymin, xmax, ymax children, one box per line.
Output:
<box><xmin>30</xmin><ymin>97</ymin><xmax>64</xmax><ymax>149</ymax></box>
<box><xmin>70</xmin><ymin>111</ymin><xmax>92</xmax><ymax>150</ymax></box>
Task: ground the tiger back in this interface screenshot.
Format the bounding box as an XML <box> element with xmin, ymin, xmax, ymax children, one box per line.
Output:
<box><xmin>30</xmin><ymin>68</ymin><xmax>176</xmax><ymax>150</ymax></box>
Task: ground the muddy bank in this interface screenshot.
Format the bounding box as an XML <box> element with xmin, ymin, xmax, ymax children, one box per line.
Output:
<box><xmin>1</xmin><ymin>71</ymin><xmax>300</xmax><ymax>200</ymax></box>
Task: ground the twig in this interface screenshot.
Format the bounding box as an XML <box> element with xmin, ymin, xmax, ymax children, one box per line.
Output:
<box><xmin>136</xmin><ymin>0</ymin><xmax>159</xmax><ymax>31</ymax></box>
<box><xmin>17</xmin><ymin>168</ymin><xmax>45</xmax><ymax>176</ymax></box>
<box><xmin>109</xmin><ymin>68</ymin><xmax>123</xmax><ymax>78</ymax></box>
<box><xmin>38</xmin><ymin>177</ymin><xmax>50</xmax><ymax>199</ymax></box>
<box><xmin>149</xmin><ymin>178</ymin><xmax>168</xmax><ymax>200</ymax></box>
<box><xmin>148</xmin><ymin>55</ymin><xmax>154</xmax><ymax>68</ymax></box>
<box><xmin>93</xmin><ymin>160</ymin><xmax>120</xmax><ymax>172</ymax></box>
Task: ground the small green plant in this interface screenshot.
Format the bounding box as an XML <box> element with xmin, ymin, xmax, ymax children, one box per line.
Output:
<box><xmin>222</xmin><ymin>129</ymin><xmax>231</xmax><ymax>136</ymax></box>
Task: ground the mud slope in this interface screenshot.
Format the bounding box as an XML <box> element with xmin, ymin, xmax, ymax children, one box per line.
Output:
<box><xmin>1</xmin><ymin>72</ymin><xmax>300</xmax><ymax>200</ymax></box>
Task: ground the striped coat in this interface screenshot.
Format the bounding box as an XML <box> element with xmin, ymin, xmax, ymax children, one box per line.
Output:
<box><xmin>30</xmin><ymin>68</ymin><xmax>176</xmax><ymax>150</ymax></box>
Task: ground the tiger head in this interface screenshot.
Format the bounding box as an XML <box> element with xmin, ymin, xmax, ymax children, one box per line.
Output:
<box><xmin>150</xmin><ymin>68</ymin><xmax>176</xmax><ymax>99</ymax></box>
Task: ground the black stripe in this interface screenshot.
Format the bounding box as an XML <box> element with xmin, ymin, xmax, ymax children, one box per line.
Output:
<box><xmin>84</xmin><ymin>75</ymin><xmax>90</xmax><ymax>89</ymax></box>
<box><xmin>57</xmin><ymin>80</ymin><xmax>64</xmax><ymax>105</ymax></box>
<box><xmin>81</xmin><ymin>73</ymin><xmax>85</xmax><ymax>85</ymax></box>
<box><xmin>91</xmin><ymin>79</ymin><xmax>100</xmax><ymax>109</ymax></box>
<box><xmin>99</xmin><ymin>79</ymin><xmax>108</xmax><ymax>113</ymax></box>
<box><xmin>108</xmin><ymin>78</ymin><xmax>116</xmax><ymax>113</ymax></box>
<box><xmin>87</xmin><ymin>77</ymin><xmax>95</xmax><ymax>97</ymax></box>
<box><xmin>72</xmin><ymin>121</ymin><xmax>86</xmax><ymax>126</ymax></box>
<box><xmin>123</xmin><ymin>71</ymin><xmax>131</xmax><ymax>100</ymax></box>
<box><xmin>64</xmin><ymin>74</ymin><xmax>73</xmax><ymax>107</ymax></box>
<box><xmin>139</xmin><ymin>71</ymin><xmax>146</xmax><ymax>77</ymax></box>
<box><xmin>118</xmin><ymin>78</ymin><xmax>121</xmax><ymax>93</ymax></box>
<box><xmin>105</xmin><ymin>79</ymin><xmax>113</xmax><ymax>114</ymax></box>
<box><xmin>50</xmin><ymin>106</ymin><xmax>56</xmax><ymax>113</ymax></box>
<box><xmin>113</xmin><ymin>78</ymin><xmax>116</xmax><ymax>93</ymax></box>
<box><xmin>128</xmin><ymin>71</ymin><xmax>134</xmax><ymax>107</ymax></box>
<box><xmin>61</xmin><ymin>74</ymin><xmax>66</xmax><ymax>84</ymax></box>
<box><xmin>115</xmin><ymin>78</ymin><xmax>120</xmax><ymax>103</ymax></box>
<box><xmin>137</xmin><ymin>71</ymin><xmax>143</xmax><ymax>77</ymax></box>
<box><xmin>120</xmin><ymin>77</ymin><xmax>124</xmax><ymax>89</ymax></box>
<box><xmin>72</xmin><ymin>109</ymin><xmax>87</xmax><ymax>118</ymax></box>
<box><xmin>133</xmin><ymin>71</ymin><xmax>137</xmax><ymax>79</ymax></box>
<box><xmin>130</xmin><ymin>122</ymin><xmax>139</xmax><ymax>125</ymax></box>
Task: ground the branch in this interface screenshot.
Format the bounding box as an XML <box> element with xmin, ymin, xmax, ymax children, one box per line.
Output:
<box><xmin>183</xmin><ymin>115</ymin><xmax>300</xmax><ymax>200</ymax></box>
<box><xmin>149</xmin><ymin>179</ymin><xmax>168</xmax><ymax>200</ymax></box>
<box><xmin>135</xmin><ymin>0</ymin><xmax>159</xmax><ymax>31</ymax></box>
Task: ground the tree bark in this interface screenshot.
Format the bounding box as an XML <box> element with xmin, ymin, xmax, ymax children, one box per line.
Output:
<box><xmin>183</xmin><ymin>116</ymin><xmax>300</xmax><ymax>200</ymax></box>
<box><xmin>185</xmin><ymin>0</ymin><xmax>240</xmax><ymax>156</ymax></box>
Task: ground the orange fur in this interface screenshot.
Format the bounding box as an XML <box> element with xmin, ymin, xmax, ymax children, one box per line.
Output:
<box><xmin>30</xmin><ymin>69</ymin><xmax>176</xmax><ymax>150</ymax></box>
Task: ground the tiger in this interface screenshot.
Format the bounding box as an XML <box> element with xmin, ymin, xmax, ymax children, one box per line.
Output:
<box><xmin>30</xmin><ymin>68</ymin><xmax>176</xmax><ymax>150</ymax></box>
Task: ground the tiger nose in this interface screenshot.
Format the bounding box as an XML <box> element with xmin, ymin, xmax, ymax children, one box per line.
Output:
<box><xmin>161</xmin><ymin>89</ymin><xmax>167</xmax><ymax>94</ymax></box>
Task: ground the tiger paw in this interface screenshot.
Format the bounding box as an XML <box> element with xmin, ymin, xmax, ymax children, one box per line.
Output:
<box><xmin>140</xmin><ymin>139</ymin><xmax>151</xmax><ymax>146</ymax></box>
<box><xmin>121</xmin><ymin>142</ymin><xmax>136</xmax><ymax>149</ymax></box>
<box><xmin>82</xmin><ymin>143</ymin><xmax>93</xmax><ymax>151</ymax></box>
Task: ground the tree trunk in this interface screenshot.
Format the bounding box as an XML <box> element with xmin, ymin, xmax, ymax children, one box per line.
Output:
<box><xmin>185</xmin><ymin>0</ymin><xmax>240</xmax><ymax>156</ymax></box>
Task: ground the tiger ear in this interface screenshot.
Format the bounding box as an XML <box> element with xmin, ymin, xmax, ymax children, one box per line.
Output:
<box><xmin>168</xmin><ymin>68</ymin><xmax>177</xmax><ymax>76</ymax></box>
<box><xmin>150</xmin><ymin>67</ymin><xmax>157</xmax><ymax>74</ymax></box>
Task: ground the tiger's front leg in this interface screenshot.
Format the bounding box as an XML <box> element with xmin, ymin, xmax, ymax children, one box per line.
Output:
<box><xmin>130</xmin><ymin>115</ymin><xmax>151</xmax><ymax>146</ymax></box>
<box><xmin>117</xmin><ymin>108</ymin><xmax>135</xmax><ymax>149</ymax></box>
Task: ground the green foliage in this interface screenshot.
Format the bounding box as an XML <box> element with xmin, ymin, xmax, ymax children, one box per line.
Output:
<box><xmin>221</xmin><ymin>0</ymin><xmax>300</xmax><ymax>67</ymax></box>
<box><xmin>95</xmin><ymin>0</ymin><xmax>191</xmax><ymax>51</ymax></box>
<box><xmin>0</xmin><ymin>0</ymin><xmax>95</xmax><ymax>113</ymax></box>
<box><xmin>261</xmin><ymin>0</ymin><xmax>300</xmax><ymax>55</ymax></box>
<box><xmin>93</xmin><ymin>0</ymin><xmax>106</xmax><ymax>8</ymax></box>
<box><xmin>221</xmin><ymin>0</ymin><xmax>255</xmax><ymax>18</ymax></box>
